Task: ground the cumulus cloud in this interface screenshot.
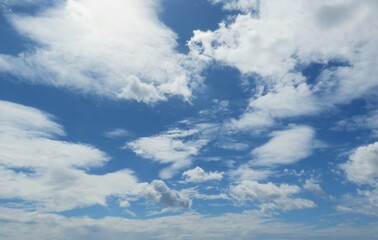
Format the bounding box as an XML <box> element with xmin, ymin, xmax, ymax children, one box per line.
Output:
<box><xmin>127</xmin><ymin>125</ymin><xmax>213</xmax><ymax>179</ymax></box>
<box><xmin>0</xmin><ymin>100</ymin><xmax>138</xmax><ymax>212</ymax></box>
<box><xmin>182</xmin><ymin>167</ymin><xmax>224</xmax><ymax>183</ymax></box>
<box><xmin>341</xmin><ymin>142</ymin><xmax>378</xmax><ymax>185</ymax></box>
<box><xmin>251</xmin><ymin>125</ymin><xmax>316</xmax><ymax>166</ymax></box>
<box><xmin>190</xmin><ymin>0</ymin><xmax>378</xmax><ymax>131</ymax></box>
<box><xmin>0</xmin><ymin>0</ymin><xmax>198</xmax><ymax>103</ymax></box>
<box><xmin>135</xmin><ymin>180</ymin><xmax>191</xmax><ymax>209</ymax></box>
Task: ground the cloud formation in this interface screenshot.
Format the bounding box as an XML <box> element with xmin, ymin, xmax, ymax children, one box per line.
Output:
<box><xmin>191</xmin><ymin>0</ymin><xmax>378</xmax><ymax>130</ymax></box>
<box><xmin>127</xmin><ymin>125</ymin><xmax>213</xmax><ymax>179</ymax></box>
<box><xmin>251</xmin><ymin>125</ymin><xmax>316</xmax><ymax>166</ymax></box>
<box><xmin>182</xmin><ymin>166</ymin><xmax>224</xmax><ymax>183</ymax></box>
<box><xmin>0</xmin><ymin>0</ymin><xmax>197</xmax><ymax>103</ymax></box>
<box><xmin>0</xmin><ymin>100</ymin><xmax>138</xmax><ymax>212</ymax></box>
<box><xmin>341</xmin><ymin>142</ymin><xmax>378</xmax><ymax>185</ymax></box>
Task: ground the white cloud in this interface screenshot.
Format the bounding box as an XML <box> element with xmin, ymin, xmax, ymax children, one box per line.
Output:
<box><xmin>127</xmin><ymin>125</ymin><xmax>213</xmax><ymax>179</ymax></box>
<box><xmin>303</xmin><ymin>179</ymin><xmax>328</xmax><ymax>198</ymax></box>
<box><xmin>135</xmin><ymin>180</ymin><xmax>191</xmax><ymax>209</ymax></box>
<box><xmin>0</xmin><ymin>100</ymin><xmax>138</xmax><ymax>212</ymax></box>
<box><xmin>190</xmin><ymin>0</ymin><xmax>378</xmax><ymax>131</ymax></box>
<box><xmin>338</xmin><ymin>188</ymin><xmax>378</xmax><ymax>216</ymax></box>
<box><xmin>251</xmin><ymin>125</ymin><xmax>316</xmax><ymax>166</ymax></box>
<box><xmin>230</xmin><ymin>180</ymin><xmax>315</xmax><ymax>211</ymax></box>
<box><xmin>231</xmin><ymin>180</ymin><xmax>300</xmax><ymax>200</ymax></box>
<box><xmin>341</xmin><ymin>142</ymin><xmax>378</xmax><ymax>185</ymax></box>
<box><xmin>228</xmin><ymin>164</ymin><xmax>273</xmax><ymax>182</ymax></box>
<box><xmin>182</xmin><ymin>167</ymin><xmax>224</xmax><ymax>183</ymax></box>
<box><xmin>0</xmin><ymin>0</ymin><xmax>198</xmax><ymax>103</ymax></box>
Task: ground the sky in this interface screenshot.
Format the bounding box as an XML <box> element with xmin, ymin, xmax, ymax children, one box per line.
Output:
<box><xmin>0</xmin><ymin>0</ymin><xmax>378</xmax><ymax>239</ymax></box>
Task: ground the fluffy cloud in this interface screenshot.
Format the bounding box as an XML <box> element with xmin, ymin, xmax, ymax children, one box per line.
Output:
<box><xmin>341</xmin><ymin>142</ymin><xmax>378</xmax><ymax>185</ymax></box>
<box><xmin>0</xmin><ymin>0</ymin><xmax>197</xmax><ymax>103</ymax></box>
<box><xmin>0</xmin><ymin>100</ymin><xmax>138</xmax><ymax>212</ymax></box>
<box><xmin>191</xmin><ymin>0</ymin><xmax>378</xmax><ymax>130</ymax></box>
<box><xmin>230</xmin><ymin>180</ymin><xmax>315</xmax><ymax>211</ymax></box>
<box><xmin>135</xmin><ymin>180</ymin><xmax>191</xmax><ymax>209</ymax></box>
<box><xmin>127</xmin><ymin>125</ymin><xmax>213</xmax><ymax>179</ymax></box>
<box><xmin>182</xmin><ymin>167</ymin><xmax>224</xmax><ymax>183</ymax></box>
<box><xmin>251</xmin><ymin>125</ymin><xmax>316</xmax><ymax>166</ymax></box>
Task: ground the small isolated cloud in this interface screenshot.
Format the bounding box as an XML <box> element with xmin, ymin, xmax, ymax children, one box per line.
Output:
<box><xmin>251</xmin><ymin>125</ymin><xmax>316</xmax><ymax>166</ymax></box>
<box><xmin>104</xmin><ymin>128</ymin><xmax>131</xmax><ymax>139</ymax></box>
<box><xmin>341</xmin><ymin>142</ymin><xmax>378</xmax><ymax>185</ymax></box>
<box><xmin>182</xmin><ymin>167</ymin><xmax>224</xmax><ymax>183</ymax></box>
<box><xmin>303</xmin><ymin>179</ymin><xmax>328</xmax><ymax>199</ymax></box>
<box><xmin>228</xmin><ymin>164</ymin><xmax>273</xmax><ymax>182</ymax></box>
<box><xmin>135</xmin><ymin>180</ymin><xmax>191</xmax><ymax>209</ymax></box>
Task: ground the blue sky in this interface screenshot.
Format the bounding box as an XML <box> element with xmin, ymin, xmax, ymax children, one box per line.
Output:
<box><xmin>0</xmin><ymin>0</ymin><xmax>378</xmax><ymax>239</ymax></box>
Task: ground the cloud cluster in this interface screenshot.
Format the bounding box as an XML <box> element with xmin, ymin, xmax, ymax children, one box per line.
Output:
<box><xmin>0</xmin><ymin>0</ymin><xmax>198</xmax><ymax>103</ymax></box>
<box><xmin>191</xmin><ymin>0</ymin><xmax>378</xmax><ymax>130</ymax></box>
<box><xmin>135</xmin><ymin>180</ymin><xmax>191</xmax><ymax>209</ymax></box>
<box><xmin>0</xmin><ymin>100</ymin><xmax>139</xmax><ymax>212</ymax></box>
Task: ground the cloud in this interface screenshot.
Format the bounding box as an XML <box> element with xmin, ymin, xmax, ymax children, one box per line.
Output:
<box><xmin>230</xmin><ymin>180</ymin><xmax>315</xmax><ymax>211</ymax></box>
<box><xmin>0</xmin><ymin>100</ymin><xmax>138</xmax><ymax>212</ymax></box>
<box><xmin>2</xmin><ymin>207</ymin><xmax>378</xmax><ymax>240</ymax></box>
<box><xmin>341</xmin><ymin>142</ymin><xmax>378</xmax><ymax>185</ymax></box>
<box><xmin>334</xmin><ymin>109</ymin><xmax>378</xmax><ymax>137</ymax></box>
<box><xmin>0</xmin><ymin>0</ymin><xmax>198</xmax><ymax>103</ymax></box>
<box><xmin>104</xmin><ymin>128</ymin><xmax>132</xmax><ymax>139</ymax></box>
<box><xmin>135</xmin><ymin>180</ymin><xmax>191</xmax><ymax>209</ymax></box>
<box><xmin>182</xmin><ymin>167</ymin><xmax>224</xmax><ymax>183</ymax></box>
<box><xmin>190</xmin><ymin>0</ymin><xmax>378</xmax><ymax>131</ymax></box>
<box><xmin>127</xmin><ymin>125</ymin><xmax>213</xmax><ymax>179</ymax></box>
<box><xmin>303</xmin><ymin>179</ymin><xmax>328</xmax><ymax>198</ymax></box>
<box><xmin>210</xmin><ymin>0</ymin><xmax>259</xmax><ymax>12</ymax></box>
<box><xmin>228</xmin><ymin>164</ymin><xmax>273</xmax><ymax>182</ymax></box>
<box><xmin>338</xmin><ymin>188</ymin><xmax>378</xmax><ymax>217</ymax></box>
<box><xmin>251</xmin><ymin>125</ymin><xmax>316</xmax><ymax>166</ymax></box>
